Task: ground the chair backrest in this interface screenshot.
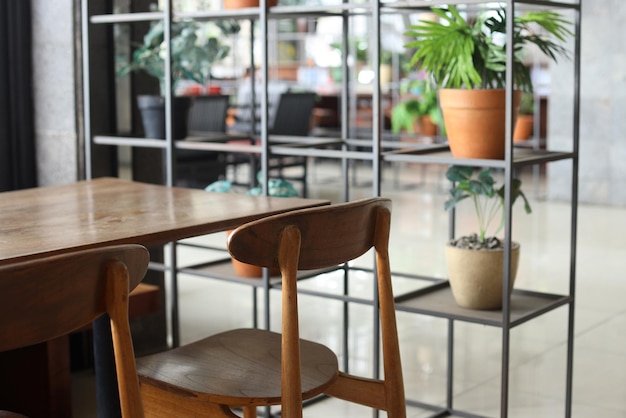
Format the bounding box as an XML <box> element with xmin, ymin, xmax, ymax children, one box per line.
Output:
<box><xmin>227</xmin><ymin>197</ymin><xmax>404</xmax><ymax>416</ymax></box>
<box><xmin>0</xmin><ymin>244</ymin><xmax>149</xmax><ymax>418</ymax></box>
<box><xmin>187</xmin><ymin>95</ymin><xmax>230</xmax><ymax>133</ymax></box>
<box><xmin>269</xmin><ymin>92</ymin><xmax>317</xmax><ymax>136</ymax></box>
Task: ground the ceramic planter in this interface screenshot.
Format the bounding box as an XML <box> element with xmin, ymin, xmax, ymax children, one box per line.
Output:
<box><xmin>419</xmin><ymin>115</ymin><xmax>438</xmax><ymax>136</ymax></box>
<box><xmin>445</xmin><ymin>242</ymin><xmax>520</xmax><ymax>310</ymax></box>
<box><xmin>230</xmin><ymin>257</ymin><xmax>281</xmax><ymax>278</ymax></box>
<box><xmin>513</xmin><ymin>114</ymin><xmax>534</xmax><ymax>141</ymax></box>
<box><xmin>223</xmin><ymin>0</ymin><xmax>277</xmax><ymax>8</ymax></box>
<box><xmin>227</xmin><ymin>230</ymin><xmax>281</xmax><ymax>278</ymax></box>
<box><xmin>439</xmin><ymin>89</ymin><xmax>521</xmax><ymax>159</ymax></box>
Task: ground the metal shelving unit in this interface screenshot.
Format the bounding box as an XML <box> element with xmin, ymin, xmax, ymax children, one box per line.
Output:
<box><xmin>381</xmin><ymin>2</ymin><xmax>581</xmax><ymax>417</ymax></box>
<box><xmin>81</xmin><ymin>0</ymin><xmax>581</xmax><ymax>416</ymax></box>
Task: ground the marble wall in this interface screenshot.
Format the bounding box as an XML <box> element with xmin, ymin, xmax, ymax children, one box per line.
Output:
<box><xmin>548</xmin><ymin>1</ymin><xmax>626</xmax><ymax>206</ymax></box>
<box><xmin>31</xmin><ymin>0</ymin><xmax>78</xmax><ymax>186</ymax></box>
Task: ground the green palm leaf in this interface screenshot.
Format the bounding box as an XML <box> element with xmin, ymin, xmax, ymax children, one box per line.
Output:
<box><xmin>405</xmin><ymin>5</ymin><xmax>572</xmax><ymax>91</ymax></box>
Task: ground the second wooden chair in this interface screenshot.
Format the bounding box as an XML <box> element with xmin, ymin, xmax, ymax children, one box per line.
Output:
<box><xmin>137</xmin><ymin>197</ymin><xmax>405</xmax><ymax>417</ymax></box>
<box><xmin>0</xmin><ymin>244</ymin><xmax>149</xmax><ymax>418</ymax></box>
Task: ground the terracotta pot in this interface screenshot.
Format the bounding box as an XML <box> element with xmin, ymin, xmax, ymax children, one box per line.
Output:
<box><xmin>439</xmin><ymin>89</ymin><xmax>521</xmax><ymax>160</ymax></box>
<box><xmin>445</xmin><ymin>242</ymin><xmax>520</xmax><ymax>310</ymax></box>
<box><xmin>224</xmin><ymin>0</ymin><xmax>277</xmax><ymax>9</ymax></box>
<box><xmin>419</xmin><ymin>115</ymin><xmax>438</xmax><ymax>136</ymax></box>
<box><xmin>231</xmin><ymin>258</ymin><xmax>281</xmax><ymax>278</ymax></box>
<box><xmin>513</xmin><ymin>114</ymin><xmax>534</xmax><ymax>141</ymax></box>
<box><xmin>227</xmin><ymin>230</ymin><xmax>280</xmax><ymax>278</ymax></box>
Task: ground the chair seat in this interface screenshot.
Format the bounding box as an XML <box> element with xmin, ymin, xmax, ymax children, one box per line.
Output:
<box><xmin>137</xmin><ymin>328</ymin><xmax>338</xmax><ymax>406</ymax></box>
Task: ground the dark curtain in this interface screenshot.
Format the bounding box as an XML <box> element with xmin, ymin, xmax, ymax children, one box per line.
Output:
<box><xmin>0</xmin><ymin>0</ymin><xmax>36</xmax><ymax>191</ymax></box>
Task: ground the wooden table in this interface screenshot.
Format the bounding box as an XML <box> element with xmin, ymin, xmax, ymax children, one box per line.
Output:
<box><xmin>0</xmin><ymin>177</ymin><xmax>328</xmax><ymax>417</ymax></box>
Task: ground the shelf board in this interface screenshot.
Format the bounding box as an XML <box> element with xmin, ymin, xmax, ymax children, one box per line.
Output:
<box><xmin>383</xmin><ymin>146</ymin><xmax>575</xmax><ymax>168</ymax></box>
<box><xmin>384</xmin><ymin>0</ymin><xmax>580</xmax><ymax>11</ymax></box>
<box><xmin>94</xmin><ymin>135</ymin><xmax>167</xmax><ymax>148</ymax></box>
<box><xmin>179</xmin><ymin>258</ymin><xmax>339</xmax><ymax>287</ymax></box>
<box><xmin>395</xmin><ymin>281</ymin><xmax>572</xmax><ymax>327</ymax></box>
<box><xmin>89</xmin><ymin>0</ymin><xmax>581</xmax><ymax>26</ymax></box>
<box><xmin>90</xmin><ymin>11</ymin><xmax>163</xmax><ymax>24</ymax></box>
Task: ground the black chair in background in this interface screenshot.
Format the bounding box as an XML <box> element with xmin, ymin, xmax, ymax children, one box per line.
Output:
<box><xmin>176</xmin><ymin>95</ymin><xmax>230</xmax><ymax>188</ymax></box>
<box><xmin>187</xmin><ymin>94</ymin><xmax>230</xmax><ymax>134</ymax></box>
<box><xmin>185</xmin><ymin>92</ymin><xmax>316</xmax><ymax>194</ymax></box>
<box><xmin>243</xmin><ymin>91</ymin><xmax>317</xmax><ymax>197</ymax></box>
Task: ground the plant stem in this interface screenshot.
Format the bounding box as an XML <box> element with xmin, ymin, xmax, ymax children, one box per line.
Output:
<box><xmin>474</xmin><ymin>195</ymin><xmax>487</xmax><ymax>242</ymax></box>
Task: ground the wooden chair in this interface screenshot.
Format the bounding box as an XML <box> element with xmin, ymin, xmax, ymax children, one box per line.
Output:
<box><xmin>0</xmin><ymin>245</ymin><xmax>149</xmax><ymax>418</ymax></box>
<box><xmin>137</xmin><ymin>197</ymin><xmax>406</xmax><ymax>417</ymax></box>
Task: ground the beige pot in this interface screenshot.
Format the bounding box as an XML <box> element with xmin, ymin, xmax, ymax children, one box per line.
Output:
<box><xmin>445</xmin><ymin>242</ymin><xmax>520</xmax><ymax>310</ymax></box>
<box><xmin>379</xmin><ymin>64</ymin><xmax>392</xmax><ymax>86</ymax></box>
<box><xmin>439</xmin><ymin>89</ymin><xmax>521</xmax><ymax>160</ymax></box>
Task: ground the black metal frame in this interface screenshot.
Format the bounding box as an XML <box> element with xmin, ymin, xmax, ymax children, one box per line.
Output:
<box><xmin>81</xmin><ymin>1</ymin><xmax>582</xmax><ymax>417</ymax></box>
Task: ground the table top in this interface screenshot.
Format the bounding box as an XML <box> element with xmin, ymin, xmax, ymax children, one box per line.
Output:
<box><xmin>0</xmin><ymin>177</ymin><xmax>329</xmax><ymax>265</ymax></box>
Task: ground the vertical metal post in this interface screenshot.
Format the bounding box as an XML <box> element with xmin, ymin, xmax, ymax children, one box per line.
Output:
<box><xmin>248</xmin><ymin>18</ymin><xmax>257</xmax><ymax>188</ymax></box>
<box><xmin>259</xmin><ymin>0</ymin><xmax>269</xmax><ymax>196</ymax></box>
<box><xmin>168</xmin><ymin>242</ymin><xmax>180</xmax><ymax>347</ymax></box>
<box><xmin>371</xmin><ymin>1</ymin><xmax>382</xmax><ymax>415</ymax></box>
<box><xmin>446</xmin><ymin>319</ymin><xmax>454</xmax><ymax>411</ymax></box>
<box><xmin>371</xmin><ymin>0</ymin><xmax>381</xmax><ymax>199</ymax></box>
<box><xmin>81</xmin><ymin>0</ymin><xmax>92</xmax><ymax>179</ymax></box>
<box><xmin>161</xmin><ymin>1</ymin><xmax>180</xmax><ymax>349</ymax></box>
<box><xmin>341</xmin><ymin>6</ymin><xmax>350</xmax><ymax>203</ymax></box>
<box><xmin>500</xmin><ymin>2</ymin><xmax>516</xmax><ymax>416</ymax></box>
<box><xmin>565</xmin><ymin>3</ymin><xmax>582</xmax><ymax>416</ymax></box>
<box><xmin>163</xmin><ymin>0</ymin><xmax>174</xmax><ymax>188</ymax></box>
<box><xmin>260</xmin><ymin>0</ymin><xmax>271</xmax><ymax>336</ymax></box>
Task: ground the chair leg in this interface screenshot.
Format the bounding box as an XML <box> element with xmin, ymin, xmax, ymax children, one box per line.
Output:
<box><xmin>141</xmin><ymin>381</ymin><xmax>242</xmax><ymax>418</ymax></box>
<box><xmin>242</xmin><ymin>405</ymin><xmax>257</xmax><ymax>418</ymax></box>
<box><xmin>302</xmin><ymin>158</ymin><xmax>308</xmax><ymax>198</ymax></box>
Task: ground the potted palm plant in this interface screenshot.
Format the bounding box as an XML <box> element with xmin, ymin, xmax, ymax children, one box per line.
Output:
<box><xmin>404</xmin><ymin>6</ymin><xmax>571</xmax><ymax>159</ymax></box>
<box><xmin>117</xmin><ymin>19</ymin><xmax>236</xmax><ymax>139</ymax></box>
<box><xmin>444</xmin><ymin>165</ymin><xmax>532</xmax><ymax>309</ymax></box>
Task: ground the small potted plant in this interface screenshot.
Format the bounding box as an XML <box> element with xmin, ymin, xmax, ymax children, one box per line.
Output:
<box><xmin>391</xmin><ymin>77</ymin><xmax>442</xmax><ymax>137</ymax></box>
<box><xmin>117</xmin><ymin>19</ymin><xmax>237</xmax><ymax>139</ymax></box>
<box><xmin>404</xmin><ymin>6</ymin><xmax>572</xmax><ymax>159</ymax></box>
<box><xmin>205</xmin><ymin>175</ymin><xmax>299</xmax><ymax>278</ymax></box>
<box><xmin>513</xmin><ymin>92</ymin><xmax>535</xmax><ymax>141</ymax></box>
<box><xmin>444</xmin><ymin>165</ymin><xmax>532</xmax><ymax>309</ymax></box>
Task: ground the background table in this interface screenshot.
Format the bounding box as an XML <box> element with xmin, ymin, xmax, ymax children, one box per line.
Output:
<box><xmin>0</xmin><ymin>177</ymin><xmax>328</xmax><ymax>417</ymax></box>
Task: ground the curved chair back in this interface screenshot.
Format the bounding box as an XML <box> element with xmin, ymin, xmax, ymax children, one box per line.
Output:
<box><xmin>270</xmin><ymin>92</ymin><xmax>317</xmax><ymax>136</ymax></box>
<box><xmin>187</xmin><ymin>95</ymin><xmax>230</xmax><ymax>133</ymax></box>
<box><xmin>228</xmin><ymin>197</ymin><xmax>405</xmax><ymax>417</ymax></box>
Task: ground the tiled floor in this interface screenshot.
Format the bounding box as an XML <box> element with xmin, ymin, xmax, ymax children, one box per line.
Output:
<box><xmin>73</xmin><ymin>160</ymin><xmax>626</xmax><ymax>417</ymax></box>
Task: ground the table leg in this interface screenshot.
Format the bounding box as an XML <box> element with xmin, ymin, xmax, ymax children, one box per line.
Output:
<box><xmin>93</xmin><ymin>314</ymin><xmax>121</xmax><ymax>418</ymax></box>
